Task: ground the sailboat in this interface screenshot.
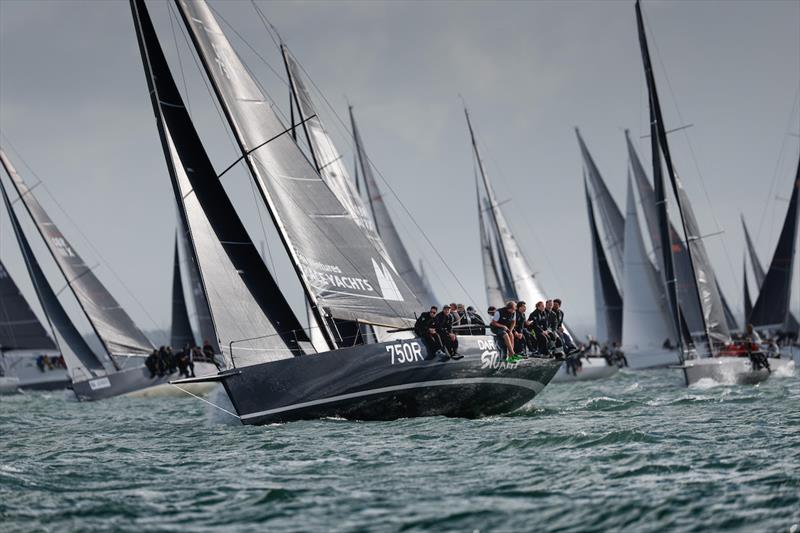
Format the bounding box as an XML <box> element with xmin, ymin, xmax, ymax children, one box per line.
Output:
<box><xmin>465</xmin><ymin>111</ymin><xmax>616</xmax><ymax>383</ymax></box>
<box><xmin>0</xmin><ymin>258</ymin><xmax>68</xmax><ymax>392</ymax></box>
<box><xmin>635</xmin><ymin>0</ymin><xmax>765</xmax><ymax>385</ymax></box>
<box><xmin>131</xmin><ymin>0</ymin><xmax>561</xmax><ymax>424</ymax></box>
<box><xmin>0</xmin><ymin>150</ymin><xmax>217</xmax><ymax>400</ymax></box>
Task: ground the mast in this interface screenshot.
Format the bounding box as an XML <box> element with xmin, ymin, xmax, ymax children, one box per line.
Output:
<box><xmin>635</xmin><ymin>1</ymin><xmax>684</xmax><ymax>354</ymax></box>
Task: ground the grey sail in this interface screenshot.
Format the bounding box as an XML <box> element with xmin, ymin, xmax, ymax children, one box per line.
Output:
<box><xmin>478</xmin><ymin>179</ymin><xmax>509</xmax><ymax>307</ymax></box>
<box><xmin>350</xmin><ymin>107</ymin><xmax>435</xmax><ymax>307</ymax></box>
<box><xmin>0</xmin><ymin>259</ymin><xmax>56</xmax><ymax>351</ymax></box>
<box><xmin>718</xmin><ymin>279</ymin><xmax>739</xmax><ymax>331</ymax></box>
<box><xmin>131</xmin><ymin>0</ymin><xmax>306</xmax><ymax>367</ymax></box>
<box><xmin>742</xmin><ymin>216</ymin><xmax>766</xmax><ymax>286</ymax></box>
<box><xmin>626</xmin><ymin>130</ymin><xmax>706</xmax><ymax>341</ymax></box>
<box><xmin>281</xmin><ymin>49</ymin><xmax>394</xmax><ymax>279</ymax></box>
<box><xmin>749</xmin><ymin>167</ymin><xmax>799</xmax><ymax>331</ymax></box>
<box><xmin>0</xmin><ymin>152</ymin><xmax>152</xmax><ymax>357</ymax></box>
<box><xmin>0</xmin><ymin>157</ymin><xmax>106</xmax><ymax>376</ymax></box>
<box><xmin>576</xmin><ymin>128</ymin><xmax>625</xmax><ymax>291</ymax></box>
<box><xmin>176</xmin><ymin>0</ymin><xmax>418</xmax><ymax>331</ymax></box>
<box><xmin>170</xmin><ymin>235</ymin><xmax>195</xmax><ymax>349</ymax></box>
<box><xmin>176</xmin><ymin>223</ymin><xmax>217</xmax><ymax>351</ymax></box>
<box><xmin>585</xmin><ymin>178</ymin><xmax>623</xmax><ymax>343</ymax></box>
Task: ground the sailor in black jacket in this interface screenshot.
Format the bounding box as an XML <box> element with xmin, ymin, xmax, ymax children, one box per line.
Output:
<box><xmin>491</xmin><ymin>301</ymin><xmax>518</xmax><ymax>358</ymax></box>
<box><xmin>528</xmin><ymin>301</ymin><xmax>552</xmax><ymax>355</ymax></box>
<box><xmin>435</xmin><ymin>305</ymin><xmax>461</xmax><ymax>359</ymax></box>
<box><xmin>552</xmin><ymin>299</ymin><xmax>576</xmax><ymax>353</ymax></box>
<box><xmin>514</xmin><ymin>301</ymin><xmax>537</xmax><ymax>355</ymax></box>
<box><xmin>414</xmin><ymin>306</ymin><xmax>445</xmax><ymax>359</ymax></box>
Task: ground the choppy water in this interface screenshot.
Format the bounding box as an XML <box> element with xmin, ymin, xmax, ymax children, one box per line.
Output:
<box><xmin>2</xmin><ymin>368</ymin><xmax>799</xmax><ymax>532</ymax></box>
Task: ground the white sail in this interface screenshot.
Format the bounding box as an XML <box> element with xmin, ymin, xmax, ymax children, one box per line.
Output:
<box><xmin>621</xmin><ymin>175</ymin><xmax>674</xmax><ymax>351</ymax></box>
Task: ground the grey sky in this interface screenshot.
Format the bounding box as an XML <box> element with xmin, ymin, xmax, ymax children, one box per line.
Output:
<box><xmin>1</xmin><ymin>0</ymin><xmax>798</xmax><ymax>339</ymax></box>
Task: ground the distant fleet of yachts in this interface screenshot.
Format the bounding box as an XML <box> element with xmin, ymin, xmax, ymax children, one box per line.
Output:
<box><xmin>1</xmin><ymin>1</ymin><xmax>797</xmax><ymax>421</ymax></box>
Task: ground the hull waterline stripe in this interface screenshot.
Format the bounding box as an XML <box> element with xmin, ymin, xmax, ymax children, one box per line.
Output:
<box><xmin>240</xmin><ymin>377</ymin><xmax>547</xmax><ymax>420</ymax></box>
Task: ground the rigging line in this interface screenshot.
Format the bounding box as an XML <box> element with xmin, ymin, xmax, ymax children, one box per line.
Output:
<box><xmin>167</xmin><ymin>0</ymin><xmax>191</xmax><ymax>115</ymax></box>
<box><xmin>755</xmin><ymin>84</ymin><xmax>800</xmax><ymax>241</ymax></box>
<box><xmin>644</xmin><ymin>9</ymin><xmax>741</xmax><ymax>308</ymax></box>
<box><xmin>171</xmin><ymin>383</ymin><xmax>240</xmax><ymax>419</ymax></box>
<box><xmin>0</xmin><ymin>135</ymin><xmax>162</xmax><ymax>333</ymax></box>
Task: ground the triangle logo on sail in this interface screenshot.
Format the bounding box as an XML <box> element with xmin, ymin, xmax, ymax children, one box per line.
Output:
<box><xmin>372</xmin><ymin>258</ymin><xmax>403</xmax><ymax>301</ymax></box>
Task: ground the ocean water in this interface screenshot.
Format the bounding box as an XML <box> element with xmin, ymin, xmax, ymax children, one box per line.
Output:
<box><xmin>1</xmin><ymin>368</ymin><xmax>798</xmax><ymax>532</ymax></box>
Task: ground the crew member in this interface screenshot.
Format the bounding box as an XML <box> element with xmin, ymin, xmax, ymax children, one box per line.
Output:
<box><xmin>436</xmin><ymin>304</ymin><xmax>461</xmax><ymax>359</ymax></box>
<box><xmin>529</xmin><ymin>301</ymin><xmax>551</xmax><ymax>355</ymax></box>
<box><xmin>415</xmin><ymin>306</ymin><xmax>446</xmax><ymax>360</ymax></box>
<box><xmin>491</xmin><ymin>301</ymin><xmax>519</xmax><ymax>361</ymax></box>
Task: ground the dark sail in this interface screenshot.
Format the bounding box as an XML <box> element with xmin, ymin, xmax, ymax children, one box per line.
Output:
<box><xmin>130</xmin><ymin>0</ymin><xmax>307</xmax><ymax>365</ymax></box>
<box><xmin>585</xmin><ymin>178</ymin><xmax>622</xmax><ymax>343</ymax></box>
<box><xmin>350</xmin><ymin>107</ymin><xmax>436</xmax><ymax>307</ymax></box>
<box><xmin>169</xmin><ymin>235</ymin><xmax>195</xmax><ymax>349</ymax></box>
<box><xmin>749</xmin><ymin>169</ymin><xmax>799</xmax><ymax>330</ymax></box>
<box><xmin>0</xmin><ymin>152</ymin><xmax>152</xmax><ymax>356</ymax></box>
<box><xmin>576</xmin><ymin>128</ymin><xmax>625</xmax><ymax>289</ymax></box>
<box><xmin>719</xmin><ymin>279</ymin><xmax>739</xmax><ymax>331</ymax></box>
<box><xmin>175</xmin><ymin>0</ymin><xmax>418</xmax><ymax>329</ymax></box>
<box><xmin>743</xmin><ymin>257</ymin><xmax>753</xmax><ymax>322</ymax></box>
<box><xmin>0</xmin><ymin>159</ymin><xmax>105</xmax><ymax>375</ymax></box>
<box><xmin>0</xmin><ymin>259</ymin><xmax>56</xmax><ymax>351</ymax></box>
<box><xmin>176</xmin><ymin>224</ymin><xmax>217</xmax><ymax>351</ymax></box>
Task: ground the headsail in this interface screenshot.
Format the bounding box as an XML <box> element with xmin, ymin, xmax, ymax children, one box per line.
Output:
<box><xmin>478</xmin><ymin>178</ymin><xmax>510</xmax><ymax>307</ymax></box>
<box><xmin>576</xmin><ymin>128</ymin><xmax>625</xmax><ymax>290</ymax></box>
<box><xmin>0</xmin><ymin>152</ymin><xmax>152</xmax><ymax>357</ymax></box>
<box><xmin>175</xmin><ymin>0</ymin><xmax>418</xmax><ymax>329</ymax></box>
<box><xmin>749</xmin><ymin>166</ymin><xmax>800</xmax><ymax>331</ymax></box>
<box><xmin>742</xmin><ymin>216</ymin><xmax>766</xmax><ymax>286</ymax></box>
<box><xmin>130</xmin><ymin>0</ymin><xmax>306</xmax><ymax>366</ymax></box>
<box><xmin>170</xmin><ymin>235</ymin><xmax>195</xmax><ymax>349</ymax></box>
<box><xmin>0</xmin><ymin>259</ymin><xmax>56</xmax><ymax>351</ymax></box>
<box><xmin>350</xmin><ymin>107</ymin><xmax>435</xmax><ymax>307</ymax></box>
<box><xmin>0</xmin><ymin>161</ymin><xmax>106</xmax><ymax>377</ymax></box>
<box><xmin>621</xmin><ymin>173</ymin><xmax>674</xmax><ymax>350</ymax></box>
<box><xmin>743</xmin><ymin>257</ymin><xmax>753</xmax><ymax>323</ymax></box>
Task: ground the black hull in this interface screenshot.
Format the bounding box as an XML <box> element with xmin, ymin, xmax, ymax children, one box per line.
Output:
<box><xmin>220</xmin><ymin>336</ymin><xmax>562</xmax><ymax>425</ymax></box>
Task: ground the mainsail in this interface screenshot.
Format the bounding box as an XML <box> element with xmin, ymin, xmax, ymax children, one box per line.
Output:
<box><xmin>576</xmin><ymin>128</ymin><xmax>625</xmax><ymax>291</ymax></box>
<box><xmin>175</xmin><ymin>0</ymin><xmax>418</xmax><ymax>330</ymax></box>
<box><xmin>0</xmin><ymin>152</ymin><xmax>152</xmax><ymax>356</ymax></box>
<box><xmin>350</xmin><ymin>107</ymin><xmax>436</xmax><ymax>307</ymax></box>
<box><xmin>0</xmin><ymin>160</ymin><xmax>106</xmax><ymax>377</ymax></box>
<box><xmin>585</xmin><ymin>178</ymin><xmax>622</xmax><ymax>343</ymax></box>
<box><xmin>749</xmin><ymin>167</ymin><xmax>800</xmax><ymax>331</ymax></box>
<box><xmin>131</xmin><ymin>0</ymin><xmax>306</xmax><ymax>366</ymax></box>
<box><xmin>742</xmin><ymin>216</ymin><xmax>766</xmax><ymax>286</ymax></box>
<box><xmin>0</xmin><ymin>259</ymin><xmax>56</xmax><ymax>351</ymax></box>
<box><xmin>170</xmin><ymin>235</ymin><xmax>195</xmax><ymax>349</ymax></box>
<box><xmin>478</xmin><ymin>180</ymin><xmax>509</xmax><ymax>307</ymax></box>
<box><xmin>621</xmin><ymin>174</ymin><xmax>674</xmax><ymax>350</ymax></box>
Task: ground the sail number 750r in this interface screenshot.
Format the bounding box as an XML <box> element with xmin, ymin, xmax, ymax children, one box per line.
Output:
<box><xmin>387</xmin><ymin>342</ymin><xmax>424</xmax><ymax>364</ymax></box>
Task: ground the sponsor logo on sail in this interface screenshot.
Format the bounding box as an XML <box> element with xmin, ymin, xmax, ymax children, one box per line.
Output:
<box><xmin>50</xmin><ymin>237</ymin><xmax>76</xmax><ymax>258</ymax></box>
<box><xmin>372</xmin><ymin>258</ymin><xmax>403</xmax><ymax>301</ymax></box>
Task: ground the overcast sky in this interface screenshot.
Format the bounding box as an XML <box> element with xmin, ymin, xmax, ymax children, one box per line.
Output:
<box><xmin>1</xmin><ymin>0</ymin><xmax>798</xmax><ymax>340</ymax></box>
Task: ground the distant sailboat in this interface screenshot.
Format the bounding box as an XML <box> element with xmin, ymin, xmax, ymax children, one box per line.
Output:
<box><xmin>0</xmin><ymin>258</ymin><xmax>67</xmax><ymax>391</ymax></box>
<box><xmin>635</xmin><ymin>0</ymin><xmax>761</xmax><ymax>385</ymax></box>
<box><xmin>466</xmin><ymin>110</ymin><xmax>616</xmax><ymax>382</ymax></box>
<box><xmin>132</xmin><ymin>0</ymin><xmax>561</xmax><ymax>424</ymax></box>
<box><xmin>0</xmin><ymin>150</ymin><xmax>217</xmax><ymax>399</ymax></box>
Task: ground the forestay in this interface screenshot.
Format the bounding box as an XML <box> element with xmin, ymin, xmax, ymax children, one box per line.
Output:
<box><xmin>0</xmin><ymin>151</ymin><xmax>152</xmax><ymax>357</ymax></box>
<box><xmin>176</xmin><ymin>0</ymin><xmax>417</xmax><ymax>329</ymax></box>
<box><xmin>131</xmin><ymin>0</ymin><xmax>305</xmax><ymax>366</ymax></box>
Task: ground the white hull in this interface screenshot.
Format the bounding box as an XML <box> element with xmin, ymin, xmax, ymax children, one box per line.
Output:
<box><xmin>122</xmin><ymin>362</ymin><xmax>219</xmax><ymax>398</ymax></box>
<box><xmin>551</xmin><ymin>356</ymin><xmax>619</xmax><ymax>383</ymax></box>
<box><xmin>0</xmin><ymin>350</ymin><xmax>69</xmax><ymax>391</ymax></box>
<box><xmin>682</xmin><ymin>357</ymin><xmax>770</xmax><ymax>386</ymax></box>
<box><xmin>625</xmin><ymin>347</ymin><xmax>680</xmax><ymax>370</ymax></box>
